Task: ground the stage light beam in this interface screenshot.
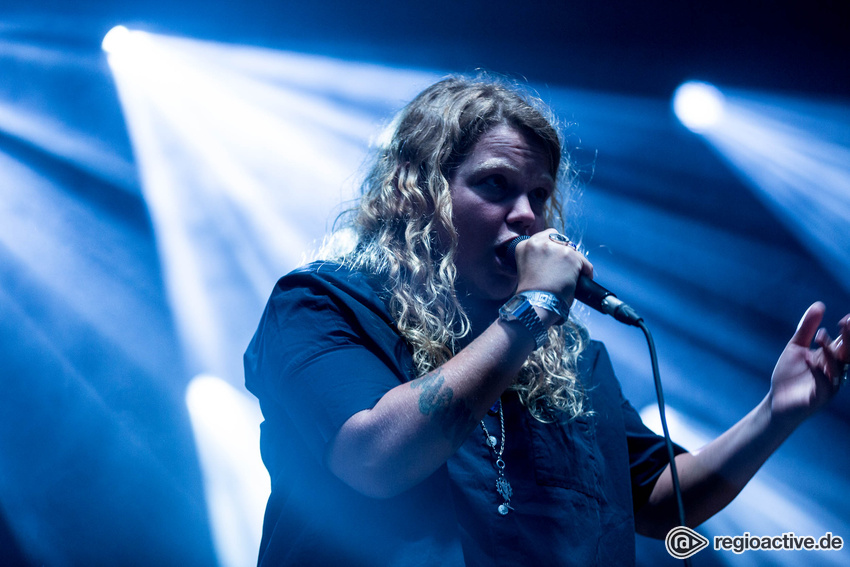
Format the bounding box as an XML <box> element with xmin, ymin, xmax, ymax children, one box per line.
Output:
<box><xmin>101</xmin><ymin>26</ymin><xmax>131</xmax><ymax>54</ymax></box>
<box><xmin>695</xmin><ymin>91</ymin><xmax>850</xmax><ymax>295</ymax></box>
<box><xmin>105</xmin><ymin>32</ymin><xmax>439</xmax><ymax>384</ymax></box>
<box><xmin>186</xmin><ymin>375</ymin><xmax>268</xmax><ymax>567</ymax></box>
<box><xmin>106</xmin><ymin>35</ymin><xmax>440</xmax><ymax>565</ymax></box>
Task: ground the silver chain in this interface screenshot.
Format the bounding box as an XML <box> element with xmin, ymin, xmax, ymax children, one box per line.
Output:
<box><xmin>479</xmin><ymin>399</ymin><xmax>513</xmax><ymax>515</ymax></box>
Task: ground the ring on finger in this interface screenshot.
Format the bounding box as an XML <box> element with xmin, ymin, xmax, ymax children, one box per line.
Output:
<box><xmin>549</xmin><ymin>233</ymin><xmax>578</xmax><ymax>250</ymax></box>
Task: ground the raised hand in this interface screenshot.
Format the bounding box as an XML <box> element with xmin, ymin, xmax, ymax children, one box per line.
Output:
<box><xmin>769</xmin><ymin>302</ymin><xmax>850</xmax><ymax>425</ymax></box>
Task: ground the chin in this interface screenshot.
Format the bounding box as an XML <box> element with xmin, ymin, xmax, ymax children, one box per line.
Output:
<box><xmin>481</xmin><ymin>279</ymin><xmax>517</xmax><ymax>303</ymax></box>
<box><xmin>456</xmin><ymin>267</ymin><xmax>516</xmax><ymax>303</ymax></box>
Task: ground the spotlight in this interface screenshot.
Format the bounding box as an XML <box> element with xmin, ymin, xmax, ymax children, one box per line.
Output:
<box><xmin>673</xmin><ymin>81</ymin><xmax>725</xmax><ymax>133</ymax></box>
<box><xmin>186</xmin><ymin>375</ymin><xmax>267</xmax><ymax>567</ymax></box>
<box><xmin>102</xmin><ymin>25</ymin><xmax>131</xmax><ymax>54</ymax></box>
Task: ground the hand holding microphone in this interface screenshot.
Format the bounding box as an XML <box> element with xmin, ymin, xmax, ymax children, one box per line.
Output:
<box><xmin>506</xmin><ymin>233</ymin><xmax>642</xmax><ymax>326</ymax></box>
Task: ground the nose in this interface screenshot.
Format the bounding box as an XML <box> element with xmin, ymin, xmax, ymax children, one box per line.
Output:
<box><xmin>505</xmin><ymin>194</ymin><xmax>536</xmax><ymax>232</ymax></box>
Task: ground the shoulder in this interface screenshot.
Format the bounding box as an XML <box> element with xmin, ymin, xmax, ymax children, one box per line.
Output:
<box><xmin>273</xmin><ymin>260</ymin><xmax>393</xmax><ymax>323</ymax></box>
<box><xmin>279</xmin><ymin>260</ymin><xmax>371</xmax><ymax>293</ymax></box>
<box><xmin>245</xmin><ymin>261</ymin><xmax>412</xmax><ymax>394</ymax></box>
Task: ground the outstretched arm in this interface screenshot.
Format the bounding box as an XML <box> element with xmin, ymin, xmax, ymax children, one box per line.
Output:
<box><xmin>636</xmin><ymin>302</ymin><xmax>849</xmax><ymax>538</ymax></box>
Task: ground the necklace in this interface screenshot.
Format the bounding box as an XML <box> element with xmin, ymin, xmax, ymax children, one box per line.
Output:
<box><xmin>480</xmin><ymin>399</ymin><xmax>513</xmax><ymax>515</ymax></box>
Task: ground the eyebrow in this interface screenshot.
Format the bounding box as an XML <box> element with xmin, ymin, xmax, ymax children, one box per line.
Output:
<box><xmin>469</xmin><ymin>158</ymin><xmax>555</xmax><ymax>186</ymax></box>
<box><xmin>471</xmin><ymin>158</ymin><xmax>520</xmax><ymax>174</ymax></box>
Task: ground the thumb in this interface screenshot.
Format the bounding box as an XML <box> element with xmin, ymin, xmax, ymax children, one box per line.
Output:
<box><xmin>790</xmin><ymin>302</ymin><xmax>825</xmax><ymax>347</ymax></box>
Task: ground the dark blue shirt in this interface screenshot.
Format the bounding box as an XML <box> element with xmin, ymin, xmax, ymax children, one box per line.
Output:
<box><xmin>244</xmin><ymin>261</ymin><xmax>683</xmax><ymax>566</ymax></box>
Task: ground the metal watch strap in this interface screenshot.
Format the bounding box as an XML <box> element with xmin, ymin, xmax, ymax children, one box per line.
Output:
<box><xmin>518</xmin><ymin>290</ymin><xmax>569</xmax><ymax>323</ymax></box>
<box><xmin>499</xmin><ymin>295</ymin><xmax>550</xmax><ymax>349</ymax></box>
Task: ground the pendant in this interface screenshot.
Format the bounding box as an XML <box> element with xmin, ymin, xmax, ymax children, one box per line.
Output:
<box><xmin>496</xmin><ymin>477</ymin><xmax>513</xmax><ymax>515</ymax></box>
<box><xmin>496</xmin><ymin>476</ymin><xmax>513</xmax><ymax>501</ymax></box>
<box><xmin>486</xmin><ymin>435</ymin><xmax>497</xmax><ymax>448</ymax></box>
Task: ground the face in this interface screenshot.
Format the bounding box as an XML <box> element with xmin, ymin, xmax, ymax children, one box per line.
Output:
<box><xmin>449</xmin><ymin>123</ymin><xmax>554</xmax><ymax>305</ymax></box>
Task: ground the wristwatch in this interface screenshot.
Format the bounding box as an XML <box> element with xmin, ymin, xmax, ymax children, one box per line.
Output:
<box><xmin>518</xmin><ymin>291</ymin><xmax>570</xmax><ymax>323</ymax></box>
<box><xmin>499</xmin><ymin>294</ymin><xmax>550</xmax><ymax>349</ymax></box>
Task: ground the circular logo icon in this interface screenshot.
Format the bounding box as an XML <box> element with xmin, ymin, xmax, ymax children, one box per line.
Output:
<box><xmin>666</xmin><ymin>526</ymin><xmax>709</xmax><ymax>559</ymax></box>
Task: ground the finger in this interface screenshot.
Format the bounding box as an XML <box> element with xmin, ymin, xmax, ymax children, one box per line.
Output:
<box><xmin>805</xmin><ymin>350</ymin><xmax>842</xmax><ymax>390</ymax></box>
<box><xmin>814</xmin><ymin>333</ymin><xmax>847</xmax><ymax>387</ymax></box>
<box><xmin>831</xmin><ymin>335</ymin><xmax>848</xmax><ymax>371</ymax></box>
<box><xmin>539</xmin><ymin>229</ymin><xmax>591</xmax><ymax>277</ymax></box>
<box><xmin>815</xmin><ymin>328</ymin><xmax>832</xmax><ymax>349</ymax></box>
<box><xmin>836</xmin><ymin>317</ymin><xmax>850</xmax><ymax>388</ymax></box>
<box><xmin>839</xmin><ymin>316</ymin><xmax>850</xmax><ymax>361</ymax></box>
<box><xmin>822</xmin><ymin>317</ymin><xmax>850</xmax><ymax>375</ymax></box>
<box><xmin>790</xmin><ymin>302</ymin><xmax>825</xmax><ymax>347</ymax></box>
<box><xmin>822</xmin><ymin>330</ymin><xmax>844</xmax><ymax>357</ymax></box>
<box><xmin>821</xmin><ymin>347</ymin><xmax>845</xmax><ymax>388</ymax></box>
<box><xmin>579</xmin><ymin>254</ymin><xmax>594</xmax><ymax>280</ymax></box>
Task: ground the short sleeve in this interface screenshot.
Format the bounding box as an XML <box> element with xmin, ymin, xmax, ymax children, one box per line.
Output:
<box><xmin>621</xmin><ymin>397</ymin><xmax>687</xmax><ymax>511</ymax></box>
<box><xmin>244</xmin><ymin>263</ymin><xmax>412</xmax><ymax>461</ymax></box>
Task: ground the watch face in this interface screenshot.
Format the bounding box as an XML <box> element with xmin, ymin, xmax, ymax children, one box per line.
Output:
<box><xmin>503</xmin><ymin>295</ymin><xmax>527</xmax><ymax>312</ymax></box>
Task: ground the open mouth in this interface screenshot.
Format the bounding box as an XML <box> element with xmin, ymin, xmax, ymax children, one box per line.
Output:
<box><xmin>494</xmin><ymin>241</ymin><xmax>517</xmax><ymax>273</ymax></box>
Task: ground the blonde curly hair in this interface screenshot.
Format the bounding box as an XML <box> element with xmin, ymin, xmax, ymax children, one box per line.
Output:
<box><xmin>332</xmin><ymin>74</ymin><xmax>589</xmax><ymax>422</ymax></box>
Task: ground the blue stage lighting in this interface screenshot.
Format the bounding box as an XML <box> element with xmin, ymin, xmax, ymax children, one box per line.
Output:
<box><xmin>697</xmin><ymin>92</ymin><xmax>850</xmax><ymax>295</ymax></box>
<box><xmin>105</xmin><ymin>34</ymin><xmax>439</xmax><ymax>565</ymax></box>
<box><xmin>640</xmin><ymin>404</ymin><xmax>847</xmax><ymax>567</ymax></box>
<box><xmin>186</xmin><ymin>374</ymin><xmax>267</xmax><ymax>567</ymax></box>
<box><xmin>101</xmin><ymin>33</ymin><xmax>850</xmax><ymax>565</ymax></box>
<box><xmin>102</xmin><ymin>25</ymin><xmax>131</xmax><ymax>54</ymax></box>
<box><xmin>673</xmin><ymin>81</ymin><xmax>725</xmax><ymax>133</ymax></box>
<box><xmin>105</xmin><ymin>32</ymin><xmax>438</xmax><ymax>386</ymax></box>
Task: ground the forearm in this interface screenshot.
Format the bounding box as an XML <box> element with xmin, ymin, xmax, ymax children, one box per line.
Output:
<box><xmin>637</xmin><ymin>303</ymin><xmax>849</xmax><ymax>538</ymax></box>
<box><xmin>636</xmin><ymin>395</ymin><xmax>799</xmax><ymax>538</ymax></box>
<box><xmin>326</xmin><ymin>316</ymin><xmax>538</xmax><ymax>498</ymax></box>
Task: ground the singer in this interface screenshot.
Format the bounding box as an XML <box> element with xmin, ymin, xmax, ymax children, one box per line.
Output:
<box><xmin>244</xmin><ymin>74</ymin><xmax>849</xmax><ymax>566</ymax></box>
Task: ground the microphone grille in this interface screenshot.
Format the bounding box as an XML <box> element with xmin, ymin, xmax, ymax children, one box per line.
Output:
<box><xmin>505</xmin><ymin>235</ymin><xmax>530</xmax><ymax>268</ymax></box>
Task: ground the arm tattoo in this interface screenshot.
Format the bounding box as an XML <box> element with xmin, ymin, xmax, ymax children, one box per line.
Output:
<box><xmin>410</xmin><ymin>371</ymin><xmax>473</xmax><ymax>443</ymax></box>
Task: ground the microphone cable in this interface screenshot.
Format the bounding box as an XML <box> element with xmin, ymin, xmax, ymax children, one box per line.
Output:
<box><xmin>636</xmin><ymin>319</ymin><xmax>691</xmax><ymax>567</ymax></box>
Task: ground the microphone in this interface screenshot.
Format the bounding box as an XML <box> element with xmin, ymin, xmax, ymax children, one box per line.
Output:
<box><xmin>506</xmin><ymin>236</ymin><xmax>643</xmax><ymax>326</ymax></box>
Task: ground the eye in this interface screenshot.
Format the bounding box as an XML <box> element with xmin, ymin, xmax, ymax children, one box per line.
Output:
<box><xmin>478</xmin><ymin>174</ymin><xmax>509</xmax><ymax>196</ymax></box>
<box><xmin>530</xmin><ymin>187</ymin><xmax>551</xmax><ymax>204</ymax></box>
